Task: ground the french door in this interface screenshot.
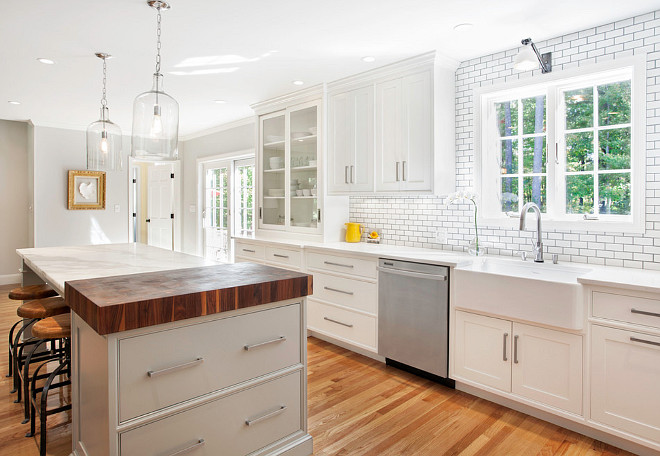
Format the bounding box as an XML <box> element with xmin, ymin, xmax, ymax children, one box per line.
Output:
<box><xmin>202</xmin><ymin>158</ymin><xmax>255</xmax><ymax>262</ymax></box>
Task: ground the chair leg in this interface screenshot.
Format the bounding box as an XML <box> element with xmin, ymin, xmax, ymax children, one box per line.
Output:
<box><xmin>38</xmin><ymin>361</ymin><xmax>69</xmax><ymax>456</ymax></box>
<box><xmin>7</xmin><ymin>319</ymin><xmax>22</xmax><ymax>378</ymax></box>
<box><xmin>11</xmin><ymin>319</ymin><xmax>37</xmax><ymax>396</ymax></box>
<box><xmin>22</xmin><ymin>339</ymin><xmax>48</xmax><ymax>423</ymax></box>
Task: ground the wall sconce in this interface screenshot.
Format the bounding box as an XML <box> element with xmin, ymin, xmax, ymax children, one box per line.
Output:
<box><xmin>513</xmin><ymin>38</ymin><xmax>552</xmax><ymax>73</ymax></box>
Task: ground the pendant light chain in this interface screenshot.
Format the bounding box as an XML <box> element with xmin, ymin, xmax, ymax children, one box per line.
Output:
<box><xmin>155</xmin><ymin>6</ymin><xmax>162</xmax><ymax>75</ymax></box>
<box><xmin>101</xmin><ymin>56</ymin><xmax>108</xmax><ymax>108</ymax></box>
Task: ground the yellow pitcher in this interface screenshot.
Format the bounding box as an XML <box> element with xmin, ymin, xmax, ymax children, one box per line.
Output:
<box><xmin>345</xmin><ymin>222</ymin><xmax>362</xmax><ymax>243</ymax></box>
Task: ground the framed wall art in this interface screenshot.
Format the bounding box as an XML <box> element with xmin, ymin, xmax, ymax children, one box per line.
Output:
<box><xmin>67</xmin><ymin>170</ymin><xmax>106</xmax><ymax>210</ymax></box>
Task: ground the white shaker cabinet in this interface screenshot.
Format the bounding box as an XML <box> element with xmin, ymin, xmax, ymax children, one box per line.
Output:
<box><xmin>375</xmin><ymin>70</ymin><xmax>433</xmax><ymax>192</ymax></box>
<box><xmin>454</xmin><ymin>311</ymin><xmax>583</xmax><ymax>415</ymax></box>
<box><xmin>327</xmin><ymin>86</ymin><xmax>374</xmax><ymax>193</ymax></box>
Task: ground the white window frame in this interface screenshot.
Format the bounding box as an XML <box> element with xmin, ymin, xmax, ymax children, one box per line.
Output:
<box><xmin>475</xmin><ymin>55</ymin><xmax>646</xmax><ymax>233</ymax></box>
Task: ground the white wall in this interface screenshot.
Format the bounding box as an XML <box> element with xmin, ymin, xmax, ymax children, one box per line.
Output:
<box><xmin>32</xmin><ymin>126</ymin><xmax>130</xmax><ymax>247</ymax></box>
<box><xmin>0</xmin><ymin>120</ymin><xmax>29</xmax><ymax>283</ymax></box>
<box><xmin>180</xmin><ymin>121</ymin><xmax>255</xmax><ymax>255</ymax></box>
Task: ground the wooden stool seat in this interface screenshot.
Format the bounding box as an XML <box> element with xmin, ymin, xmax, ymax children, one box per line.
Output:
<box><xmin>8</xmin><ymin>284</ymin><xmax>58</xmax><ymax>301</ymax></box>
<box><xmin>31</xmin><ymin>314</ymin><xmax>71</xmax><ymax>340</ymax></box>
<box><xmin>17</xmin><ymin>297</ymin><xmax>69</xmax><ymax>319</ymax></box>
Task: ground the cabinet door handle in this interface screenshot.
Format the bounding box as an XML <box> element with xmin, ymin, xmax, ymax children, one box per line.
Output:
<box><xmin>513</xmin><ymin>335</ymin><xmax>519</xmax><ymax>364</ymax></box>
<box><xmin>350</xmin><ymin>165</ymin><xmax>355</xmax><ymax>183</ymax></box>
<box><xmin>259</xmin><ymin>207</ymin><xmax>262</xmax><ymax>219</ymax></box>
<box><xmin>503</xmin><ymin>333</ymin><xmax>508</xmax><ymax>361</ymax></box>
<box><xmin>631</xmin><ymin>308</ymin><xmax>660</xmax><ymax>318</ymax></box>
<box><xmin>318</xmin><ymin>208</ymin><xmax>321</xmax><ymax>223</ymax></box>
<box><xmin>273</xmin><ymin>254</ymin><xmax>289</xmax><ymax>259</ymax></box>
<box><xmin>166</xmin><ymin>439</ymin><xmax>205</xmax><ymax>456</ymax></box>
<box><xmin>244</xmin><ymin>336</ymin><xmax>286</xmax><ymax>351</ymax></box>
<box><xmin>245</xmin><ymin>405</ymin><xmax>287</xmax><ymax>426</ymax></box>
<box><xmin>147</xmin><ymin>357</ymin><xmax>204</xmax><ymax>378</ymax></box>
<box><xmin>324</xmin><ymin>286</ymin><xmax>354</xmax><ymax>296</ymax></box>
<box><xmin>242</xmin><ymin>248</ymin><xmax>255</xmax><ymax>253</ymax></box>
<box><xmin>324</xmin><ymin>261</ymin><xmax>354</xmax><ymax>268</ymax></box>
<box><xmin>402</xmin><ymin>161</ymin><xmax>406</xmax><ymax>181</ymax></box>
<box><xmin>324</xmin><ymin>316</ymin><xmax>353</xmax><ymax>328</ymax></box>
<box><xmin>395</xmin><ymin>162</ymin><xmax>400</xmax><ymax>181</ymax></box>
<box><xmin>345</xmin><ymin>165</ymin><xmax>349</xmax><ymax>184</ymax></box>
<box><xmin>630</xmin><ymin>336</ymin><xmax>660</xmax><ymax>347</ymax></box>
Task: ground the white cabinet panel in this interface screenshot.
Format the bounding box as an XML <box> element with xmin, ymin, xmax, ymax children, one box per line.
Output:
<box><xmin>311</xmin><ymin>271</ymin><xmax>377</xmax><ymax>314</ymax></box>
<box><xmin>591</xmin><ymin>325</ymin><xmax>660</xmax><ymax>442</ymax></box>
<box><xmin>265</xmin><ymin>246</ymin><xmax>303</xmax><ymax>269</ymax></box>
<box><xmin>511</xmin><ymin>323</ymin><xmax>582</xmax><ymax>415</ymax></box>
<box><xmin>454</xmin><ymin>311</ymin><xmax>512</xmax><ymax>391</ymax></box>
<box><xmin>593</xmin><ymin>291</ymin><xmax>660</xmax><ymax>330</ymax></box>
<box><xmin>234</xmin><ymin>241</ymin><xmax>266</xmax><ymax>260</ymax></box>
<box><xmin>375</xmin><ymin>79</ymin><xmax>402</xmax><ymax>192</ymax></box>
<box><xmin>306</xmin><ymin>251</ymin><xmax>377</xmax><ymax>279</ymax></box>
<box><xmin>307</xmin><ymin>299</ymin><xmax>377</xmax><ymax>351</ymax></box>
<box><xmin>400</xmin><ymin>71</ymin><xmax>433</xmax><ymax>191</ymax></box>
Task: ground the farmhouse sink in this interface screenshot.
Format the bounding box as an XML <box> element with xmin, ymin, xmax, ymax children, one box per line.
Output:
<box><xmin>453</xmin><ymin>257</ymin><xmax>591</xmax><ymax>330</ymax></box>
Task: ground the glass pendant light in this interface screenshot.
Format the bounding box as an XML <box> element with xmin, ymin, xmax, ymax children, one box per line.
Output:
<box><xmin>87</xmin><ymin>53</ymin><xmax>123</xmax><ymax>171</ymax></box>
<box><xmin>131</xmin><ymin>0</ymin><xmax>179</xmax><ymax>161</ymax></box>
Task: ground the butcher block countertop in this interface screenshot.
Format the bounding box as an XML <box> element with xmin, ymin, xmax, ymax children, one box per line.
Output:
<box><xmin>17</xmin><ymin>243</ymin><xmax>312</xmax><ymax>335</ymax></box>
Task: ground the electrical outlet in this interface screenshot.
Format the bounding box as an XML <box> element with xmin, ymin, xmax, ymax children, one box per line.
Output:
<box><xmin>189</xmin><ymin>204</ymin><xmax>196</xmax><ymax>213</ymax></box>
<box><xmin>434</xmin><ymin>227</ymin><xmax>448</xmax><ymax>244</ymax></box>
<box><xmin>114</xmin><ymin>204</ymin><xmax>120</xmax><ymax>213</ymax></box>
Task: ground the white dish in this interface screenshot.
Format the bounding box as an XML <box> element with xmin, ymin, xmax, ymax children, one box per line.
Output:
<box><xmin>308</xmin><ymin>160</ymin><xmax>317</xmax><ymax>167</ymax></box>
<box><xmin>295</xmin><ymin>190</ymin><xmax>303</xmax><ymax>196</ymax></box>
<box><xmin>292</xmin><ymin>132</ymin><xmax>312</xmax><ymax>139</ymax></box>
<box><xmin>292</xmin><ymin>222</ymin><xmax>311</xmax><ymax>227</ymax></box>
<box><xmin>267</xmin><ymin>189</ymin><xmax>285</xmax><ymax>197</ymax></box>
<box><xmin>266</xmin><ymin>135</ymin><xmax>284</xmax><ymax>143</ymax></box>
<box><xmin>307</xmin><ymin>127</ymin><xmax>318</xmax><ymax>135</ymax></box>
<box><xmin>302</xmin><ymin>189</ymin><xmax>311</xmax><ymax>196</ymax></box>
<box><xmin>269</xmin><ymin>157</ymin><xmax>284</xmax><ymax>169</ymax></box>
<box><xmin>311</xmin><ymin>189</ymin><xmax>317</xmax><ymax>196</ymax></box>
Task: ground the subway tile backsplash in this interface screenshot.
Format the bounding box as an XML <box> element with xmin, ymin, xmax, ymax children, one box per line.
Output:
<box><xmin>350</xmin><ymin>9</ymin><xmax>660</xmax><ymax>270</ymax></box>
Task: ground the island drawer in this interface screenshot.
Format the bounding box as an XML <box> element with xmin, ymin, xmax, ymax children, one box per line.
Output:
<box><xmin>593</xmin><ymin>292</ymin><xmax>660</xmax><ymax>330</ymax></box>
<box><xmin>120</xmin><ymin>370</ymin><xmax>302</xmax><ymax>456</ymax></box>
<box><xmin>310</xmin><ymin>272</ymin><xmax>377</xmax><ymax>314</ymax></box>
<box><xmin>118</xmin><ymin>303</ymin><xmax>301</xmax><ymax>422</ymax></box>
<box><xmin>306</xmin><ymin>252</ymin><xmax>377</xmax><ymax>279</ymax></box>
<box><xmin>307</xmin><ymin>299</ymin><xmax>376</xmax><ymax>351</ymax></box>
<box><xmin>234</xmin><ymin>241</ymin><xmax>266</xmax><ymax>260</ymax></box>
<box><xmin>265</xmin><ymin>246</ymin><xmax>302</xmax><ymax>269</ymax></box>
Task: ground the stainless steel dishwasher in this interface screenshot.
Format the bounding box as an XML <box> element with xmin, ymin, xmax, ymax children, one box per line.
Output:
<box><xmin>378</xmin><ymin>258</ymin><xmax>452</xmax><ymax>382</ymax></box>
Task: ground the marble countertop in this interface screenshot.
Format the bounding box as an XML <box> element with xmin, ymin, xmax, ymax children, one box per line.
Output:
<box><xmin>17</xmin><ymin>243</ymin><xmax>215</xmax><ymax>296</ymax></box>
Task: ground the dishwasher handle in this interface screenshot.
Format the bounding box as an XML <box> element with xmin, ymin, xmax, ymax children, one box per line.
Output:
<box><xmin>377</xmin><ymin>266</ymin><xmax>447</xmax><ymax>281</ymax></box>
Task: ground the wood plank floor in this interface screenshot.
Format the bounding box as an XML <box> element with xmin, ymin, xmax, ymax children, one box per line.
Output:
<box><xmin>0</xmin><ymin>284</ymin><xmax>634</xmax><ymax>455</ymax></box>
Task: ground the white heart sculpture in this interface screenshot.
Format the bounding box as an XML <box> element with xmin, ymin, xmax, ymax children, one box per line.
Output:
<box><xmin>78</xmin><ymin>182</ymin><xmax>96</xmax><ymax>200</ymax></box>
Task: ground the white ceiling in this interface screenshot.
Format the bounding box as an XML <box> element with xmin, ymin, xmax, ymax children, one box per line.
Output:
<box><xmin>1</xmin><ymin>1</ymin><xmax>657</xmax><ymax>137</ymax></box>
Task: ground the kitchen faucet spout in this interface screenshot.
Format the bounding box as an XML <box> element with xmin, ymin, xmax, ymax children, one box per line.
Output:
<box><xmin>519</xmin><ymin>202</ymin><xmax>544</xmax><ymax>263</ymax></box>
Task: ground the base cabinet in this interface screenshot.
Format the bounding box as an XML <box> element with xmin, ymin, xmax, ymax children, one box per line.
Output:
<box><xmin>454</xmin><ymin>311</ymin><xmax>583</xmax><ymax>415</ymax></box>
<box><xmin>591</xmin><ymin>325</ymin><xmax>660</xmax><ymax>443</ymax></box>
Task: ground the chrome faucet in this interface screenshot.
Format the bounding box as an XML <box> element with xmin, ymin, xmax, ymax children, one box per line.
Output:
<box><xmin>519</xmin><ymin>202</ymin><xmax>544</xmax><ymax>263</ymax></box>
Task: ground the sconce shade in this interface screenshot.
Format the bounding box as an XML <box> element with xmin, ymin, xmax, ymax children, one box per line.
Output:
<box><xmin>131</xmin><ymin>73</ymin><xmax>179</xmax><ymax>160</ymax></box>
<box><xmin>514</xmin><ymin>44</ymin><xmax>539</xmax><ymax>71</ymax></box>
<box><xmin>87</xmin><ymin>107</ymin><xmax>123</xmax><ymax>171</ymax></box>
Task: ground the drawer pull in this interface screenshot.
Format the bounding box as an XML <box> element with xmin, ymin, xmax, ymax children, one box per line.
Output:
<box><xmin>630</xmin><ymin>337</ymin><xmax>660</xmax><ymax>347</ymax></box>
<box><xmin>324</xmin><ymin>316</ymin><xmax>353</xmax><ymax>328</ymax></box>
<box><xmin>273</xmin><ymin>253</ymin><xmax>290</xmax><ymax>259</ymax></box>
<box><xmin>503</xmin><ymin>333</ymin><xmax>508</xmax><ymax>361</ymax></box>
<box><xmin>513</xmin><ymin>335</ymin><xmax>519</xmax><ymax>364</ymax></box>
<box><xmin>324</xmin><ymin>286</ymin><xmax>354</xmax><ymax>296</ymax></box>
<box><xmin>167</xmin><ymin>439</ymin><xmax>205</xmax><ymax>456</ymax></box>
<box><xmin>242</xmin><ymin>248</ymin><xmax>256</xmax><ymax>253</ymax></box>
<box><xmin>631</xmin><ymin>308</ymin><xmax>660</xmax><ymax>318</ymax></box>
<box><xmin>245</xmin><ymin>405</ymin><xmax>287</xmax><ymax>426</ymax></box>
<box><xmin>244</xmin><ymin>336</ymin><xmax>286</xmax><ymax>351</ymax></box>
<box><xmin>147</xmin><ymin>357</ymin><xmax>204</xmax><ymax>378</ymax></box>
<box><xmin>323</xmin><ymin>261</ymin><xmax>354</xmax><ymax>269</ymax></box>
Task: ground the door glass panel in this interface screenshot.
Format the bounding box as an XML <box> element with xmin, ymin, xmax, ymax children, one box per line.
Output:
<box><xmin>262</xmin><ymin>115</ymin><xmax>286</xmax><ymax>226</ymax></box>
<box><xmin>289</xmin><ymin>105</ymin><xmax>318</xmax><ymax>229</ymax></box>
<box><xmin>235</xmin><ymin>162</ymin><xmax>255</xmax><ymax>237</ymax></box>
<box><xmin>204</xmin><ymin>166</ymin><xmax>229</xmax><ymax>262</ymax></box>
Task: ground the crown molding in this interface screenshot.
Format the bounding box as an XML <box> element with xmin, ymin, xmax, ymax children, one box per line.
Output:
<box><xmin>179</xmin><ymin>116</ymin><xmax>255</xmax><ymax>142</ymax></box>
<box><xmin>250</xmin><ymin>84</ymin><xmax>326</xmax><ymax>115</ymax></box>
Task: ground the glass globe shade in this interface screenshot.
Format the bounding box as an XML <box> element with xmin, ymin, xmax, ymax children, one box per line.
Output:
<box><xmin>87</xmin><ymin>107</ymin><xmax>123</xmax><ymax>171</ymax></box>
<box><xmin>514</xmin><ymin>44</ymin><xmax>539</xmax><ymax>71</ymax></box>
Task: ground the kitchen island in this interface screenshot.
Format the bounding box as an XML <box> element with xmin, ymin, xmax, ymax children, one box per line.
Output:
<box><xmin>16</xmin><ymin>243</ymin><xmax>314</xmax><ymax>456</ymax></box>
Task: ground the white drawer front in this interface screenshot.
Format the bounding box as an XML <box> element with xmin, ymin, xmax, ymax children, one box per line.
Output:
<box><xmin>120</xmin><ymin>371</ymin><xmax>302</xmax><ymax>456</ymax></box>
<box><xmin>311</xmin><ymin>272</ymin><xmax>377</xmax><ymax>314</ymax></box>
<box><xmin>307</xmin><ymin>299</ymin><xmax>376</xmax><ymax>351</ymax></box>
<box><xmin>234</xmin><ymin>241</ymin><xmax>266</xmax><ymax>260</ymax></box>
<box><xmin>265</xmin><ymin>246</ymin><xmax>302</xmax><ymax>269</ymax></box>
<box><xmin>118</xmin><ymin>303</ymin><xmax>301</xmax><ymax>422</ymax></box>
<box><xmin>593</xmin><ymin>291</ymin><xmax>660</xmax><ymax>330</ymax></box>
<box><xmin>306</xmin><ymin>251</ymin><xmax>377</xmax><ymax>279</ymax></box>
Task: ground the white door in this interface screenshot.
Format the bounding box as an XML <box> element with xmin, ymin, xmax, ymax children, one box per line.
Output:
<box><xmin>328</xmin><ymin>91</ymin><xmax>352</xmax><ymax>193</ymax></box>
<box><xmin>400</xmin><ymin>71</ymin><xmax>433</xmax><ymax>191</ymax></box>
<box><xmin>375</xmin><ymin>78</ymin><xmax>402</xmax><ymax>192</ymax></box>
<box><xmin>511</xmin><ymin>323</ymin><xmax>583</xmax><ymax>415</ymax></box>
<box><xmin>591</xmin><ymin>325</ymin><xmax>660</xmax><ymax>442</ymax></box>
<box><xmin>147</xmin><ymin>163</ymin><xmax>174</xmax><ymax>250</ymax></box>
<box><xmin>454</xmin><ymin>311</ymin><xmax>512</xmax><ymax>391</ymax></box>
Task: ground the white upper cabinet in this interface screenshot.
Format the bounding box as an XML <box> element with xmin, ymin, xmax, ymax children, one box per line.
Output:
<box><xmin>328</xmin><ymin>86</ymin><xmax>374</xmax><ymax>193</ymax></box>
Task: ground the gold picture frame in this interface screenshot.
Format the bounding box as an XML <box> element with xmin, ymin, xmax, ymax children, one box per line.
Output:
<box><xmin>67</xmin><ymin>170</ymin><xmax>106</xmax><ymax>210</ymax></box>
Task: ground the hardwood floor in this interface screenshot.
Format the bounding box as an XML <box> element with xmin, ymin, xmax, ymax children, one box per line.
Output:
<box><xmin>0</xmin><ymin>284</ymin><xmax>634</xmax><ymax>455</ymax></box>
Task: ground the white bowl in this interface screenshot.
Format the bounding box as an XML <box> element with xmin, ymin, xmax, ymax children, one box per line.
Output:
<box><xmin>308</xmin><ymin>160</ymin><xmax>317</xmax><ymax>167</ymax></box>
<box><xmin>295</xmin><ymin>190</ymin><xmax>303</xmax><ymax>196</ymax></box>
<box><xmin>302</xmin><ymin>189</ymin><xmax>311</xmax><ymax>196</ymax></box>
<box><xmin>269</xmin><ymin>157</ymin><xmax>283</xmax><ymax>169</ymax></box>
<box><xmin>311</xmin><ymin>189</ymin><xmax>317</xmax><ymax>196</ymax></box>
<box><xmin>267</xmin><ymin>189</ymin><xmax>285</xmax><ymax>197</ymax></box>
<box><xmin>308</xmin><ymin>127</ymin><xmax>318</xmax><ymax>135</ymax></box>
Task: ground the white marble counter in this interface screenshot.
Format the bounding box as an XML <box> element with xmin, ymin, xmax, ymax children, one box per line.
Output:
<box><xmin>16</xmin><ymin>243</ymin><xmax>215</xmax><ymax>296</ymax></box>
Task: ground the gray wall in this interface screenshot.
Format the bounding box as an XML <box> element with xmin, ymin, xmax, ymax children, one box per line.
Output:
<box><xmin>180</xmin><ymin>122</ymin><xmax>255</xmax><ymax>255</ymax></box>
<box><xmin>32</xmin><ymin>126</ymin><xmax>130</xmax><ymax>247</ymax></box>
<box><xmin>0</xmin><ymin>120</ymin><xmax>29</xmax><ymax>282</ymax></box>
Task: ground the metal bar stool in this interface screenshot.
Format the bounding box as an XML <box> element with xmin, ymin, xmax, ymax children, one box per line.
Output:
<box><xmin>14</xmin><ymin>297</ymin><xmax>69</xmax><ymax>422</ymax></box>
<box><xmin>26</xmin><ymin>314</ymin><xmax>71</xmax><ymax>456</ymax></box>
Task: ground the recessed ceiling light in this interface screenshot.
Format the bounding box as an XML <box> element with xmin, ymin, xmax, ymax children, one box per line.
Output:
<box><xmin>37</xmin><ymin>58</ymin><xmax>55</xmax><ymax>65</ymax></box>
<box><xmin>362</xmin><ymin>56</ymin><xmax>376</xmax><ymax>63</ymax></box>
<box><xmin>213</xmin><ymin>99</ymin><xmax>226</xmax><ymax>104</ymax></box>
<box><xmin>8</xmin><ymin>101</ymin><xmax>21</xmax><ymax>105</ymax></box>
<box><xmin>292</xmin><ymin>80</ymin><xmax>304</xmax><ymax>86</ymax></box>
<box><xmin>453</xmin><ymin>23</ymin><xmax>474</xmax><ymax>32</ymax></box>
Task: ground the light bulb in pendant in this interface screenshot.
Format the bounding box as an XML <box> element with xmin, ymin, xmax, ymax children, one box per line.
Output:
<box><xmin>100</xmin><ymin>130</ymin><xmax>109</xmax><ymax>153</ymax></box>
<box><xmin>151</xmin><ymin>104</ymin><xmax>163</xmax><ymax>136</ymax></box>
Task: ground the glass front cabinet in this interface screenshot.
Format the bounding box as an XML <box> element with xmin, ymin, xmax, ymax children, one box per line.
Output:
<box><xmin>258</xmin><ymin>100</ymin><xmax>322</xmax><ymax>234</ymax></box>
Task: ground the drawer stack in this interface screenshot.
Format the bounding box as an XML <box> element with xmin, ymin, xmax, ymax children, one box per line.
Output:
<box><xmin>305</xmin><ymin>250</ymin><xmax>378</xmax><ymax>352</ymax></box>
<box><xmin>234</xmin><ymin>240</ymin><xmax>302</xmax><ymax>272</ymax></box>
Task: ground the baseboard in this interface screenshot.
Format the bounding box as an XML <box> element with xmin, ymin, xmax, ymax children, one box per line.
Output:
<box><xmin>0</xmin><ymin>274</ymin><xmax>20</xmax><ymax>286</ymax></box>
<box><xmin>307</xmin><ymin>330</ymin><xmax>385</xmax><ymax>362</ymax></box>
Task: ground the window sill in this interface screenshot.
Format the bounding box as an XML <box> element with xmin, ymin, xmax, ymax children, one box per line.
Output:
<box><xmin>478</xmin><ymin>216</ymin><xmax>645</xmax><ymax>235</ymax></box>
